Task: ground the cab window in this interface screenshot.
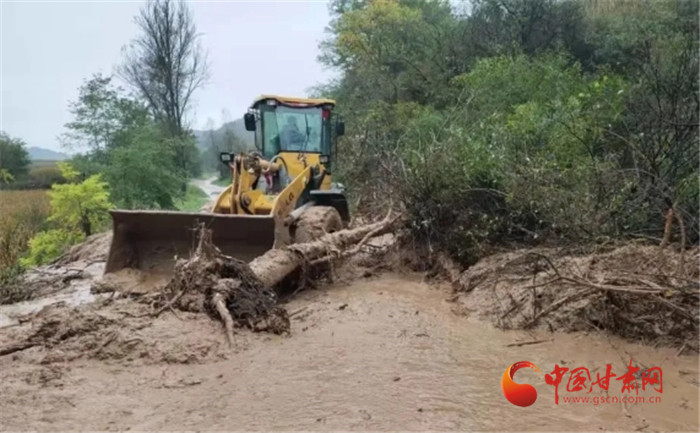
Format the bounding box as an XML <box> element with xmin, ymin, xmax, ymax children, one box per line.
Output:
<box><xmin>261</xmin><ymin>106</ymin><xmax>323</xmax><ymax>157</ymax></box>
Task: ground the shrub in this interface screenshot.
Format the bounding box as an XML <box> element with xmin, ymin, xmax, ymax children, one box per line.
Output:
<box><xmin>28</xmin><ymin>164</ymin><xmax>66</xmax><ymax>188</ymax></box>
<box><xmin>104</xmin><ymin>125</ymin><xmax>181</xmax><ymax>209</ymax></box>
<box><xmin>386</xmin><ymin>54</ymin><xmax>631</xmax><ymax>264</ymax></box>
<box><xmin>48</xmin><ymin>164</ymin><xmax>113</xmax><ymax>237</ymax></box>
<box><xmin>21</xmin><ymin>229</ymin><xmax>84</xmax><ymax>267</ymax></box>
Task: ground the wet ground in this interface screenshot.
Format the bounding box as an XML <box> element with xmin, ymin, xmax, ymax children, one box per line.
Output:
<box><xmin>0</xmin><ymin>262</ymin><xmax>105</xmax><ymax>328</ymax></box>
<box><xmin>1</xmin><ymin>273</ymin><xmax>697</xmax><ymax>431</ymax></box>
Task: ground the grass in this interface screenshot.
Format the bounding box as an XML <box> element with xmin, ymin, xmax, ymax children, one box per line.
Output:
<box><xmin>174</xmin><ymin>184</ymin><xmax>209</xmax><ymax>211</ymax></box>
<box><xmin>0</xmin><ymin>189</ymin><xmax>50</xmax><ymax>303</ymax></box>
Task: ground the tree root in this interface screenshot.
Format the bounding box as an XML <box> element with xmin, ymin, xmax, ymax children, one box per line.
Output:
<box><xmin>212</xmin><ymin>292</ymin><xmax>235</xmax><ymax>347</ymax></box>
<box><xmin>151</xmin><ymin>225</ymin><xmax>289</xmax><ymax>342</ymax></box>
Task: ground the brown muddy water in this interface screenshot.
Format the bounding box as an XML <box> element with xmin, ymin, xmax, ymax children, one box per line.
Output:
<box><xmin>0</xmin><ymin>273</ymin><xmax>697</xmax><ymax>431</ymax></box>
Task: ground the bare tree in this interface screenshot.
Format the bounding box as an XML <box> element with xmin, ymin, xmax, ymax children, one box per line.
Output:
<box><xmin>119</xmin><ymin>0</ymin><xmax>209</xmax><ymax>138</ymax></box>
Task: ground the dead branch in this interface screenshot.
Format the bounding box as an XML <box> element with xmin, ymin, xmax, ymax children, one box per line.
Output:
<box><xmin>524</xmin><ymin>287</ymin><xmax>597</xmax><ymax>328</ymax></box>
<box><xmin>461</xmin><ymin>246</ymin><xmax>699</xmax><ymax>347</ymax></box>
<box><xmin>251</xmin><ymin>210</ymin><xmax>398</xmax><ymax>288</ymax></box>
<box><xmin>309</xmin><ymin>214</ymin><xmax>400</xmax><ymax>265</ymax></box>
<box><xmin>506</xmin><ymin>339</ymin><xmax>553</xmax><ymax>347</ymax></box>
<box><xmin>0</xmin><ymin>341</ymin><xmax>39</xmax><ymax>357</ymax></box>
<box><xmin>660</xmin><ymin>208</ymin><xmax>674</xmax><ymax>248</ymax></box>
<box><xmin>153</xmin><ymin>288</ymin><xmax>185</xmax><ymax>317</ymax></box>
<box><xmin>674</xmin><ymin>206</ymin><xmax>686</xmax><ymax>275</ymax></box>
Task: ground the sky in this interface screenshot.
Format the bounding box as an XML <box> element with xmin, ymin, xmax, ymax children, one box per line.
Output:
<box><xmin>0</xmin><ymin>0</ymin><xmax>337</xmax><ymax>152</ymax></box>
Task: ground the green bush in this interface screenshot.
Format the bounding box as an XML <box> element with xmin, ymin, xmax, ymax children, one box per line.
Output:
<box><xmin>27</xmin><ymin>165</ymin><xmax>66</xmax><ymax>189</ymax></box>
<box><xmin>48</xmin><ymin>167</ymin><xmax>112</xmax><ymax>237</ymax></box>
<box><xmin>389</xmin><ymin>53</ymin><xmax>631</xmax><ymax>264</ymax></box>
<box><xmin>104</xmin><ymin>125</ymin><xmax>181</xmax><ymax>209</ymax></box>
<box><xmin>322</xmin><ymin>0</ymin><xmax>698</xmax><ymax>263</ymax></box>
<box><xmin>20</xmin><ymin>229</ymin><xmax>83</xmax><ymax>267</ymax></box>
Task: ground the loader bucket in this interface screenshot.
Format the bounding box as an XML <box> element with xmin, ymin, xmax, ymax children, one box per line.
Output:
<box><xmin>105</xmin><ymin>210</ymin><xmax>276</xmax><ymax>277</ymax></box>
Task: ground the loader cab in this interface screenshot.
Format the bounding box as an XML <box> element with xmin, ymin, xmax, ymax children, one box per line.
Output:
<box><xmin>213</xmin><ymin>94</ymin><xmax>350</xmax><ymax>225</ymax></box>
<box><xmin>244</xmin><ymin>95</ymin><xmax>344</xmax><ymax>174</ymax></box>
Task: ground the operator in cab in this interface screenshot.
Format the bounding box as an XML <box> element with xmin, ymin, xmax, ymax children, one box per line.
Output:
<box><xmin>280</xmin><ymin>116</ymin><xmax>306</xmax><ymax>151</ymax></box>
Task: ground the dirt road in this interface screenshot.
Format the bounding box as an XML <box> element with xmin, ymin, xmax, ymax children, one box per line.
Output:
<box><xmin>192</xmin><ymin>175</ymin><xmax>225</xmax><ymax>198</ymax></box>
<box><xmin>1</xmin><ymin>272</ymin><xmax>697</xmax><ymax>431</ymax></box>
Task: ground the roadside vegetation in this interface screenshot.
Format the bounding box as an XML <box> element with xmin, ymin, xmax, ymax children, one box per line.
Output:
<box><xmin>174</xmin><ymin>185</ymin><xmax>209</xmax><ymax>212</ymax></box>
<box><xmin>20</xmin><ymin>162</ymin><xmax>113</xmax><ymax>268</ymax></box>
<box><xmin>320</xmin><ymin>0</ymin><xmax>698</xmax><ymax>265</ymax></box>
<box><xmin>0</xmin><ymin>0</ymin><xmax>210</xmax><ymax>297</ymax></box>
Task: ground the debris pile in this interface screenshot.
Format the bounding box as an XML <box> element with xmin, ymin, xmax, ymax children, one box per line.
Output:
<box><xmin>151</xmin><ymin>225</ymin><xmax>290</xmax><ymax>344</ymax></box>
<box><xmin>0</xmin><ymin>213</ymin><xmax>399</xmax><ymax>359</ymax></box>
<box><xmin>456</xmin><ymin>243</ymin><xmax>699</xmax><ymax>350</ymax></box>
<box><xmin>0</xmin><ymin>300</ymin><xmax>230</xmax><ymax>364</ymax></box>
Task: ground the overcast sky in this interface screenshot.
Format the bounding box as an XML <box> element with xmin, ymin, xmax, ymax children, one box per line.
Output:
<box><xmin>1</xmin><ymin>0</ymin><xmax>336</xmax><ymax>152</ymax></box>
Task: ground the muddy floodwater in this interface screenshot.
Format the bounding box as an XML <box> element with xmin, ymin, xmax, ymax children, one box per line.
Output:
<box><xmin>0</xmin><ymin>273</ymin><xmax>697</xmax><ymax>431</ymax></box>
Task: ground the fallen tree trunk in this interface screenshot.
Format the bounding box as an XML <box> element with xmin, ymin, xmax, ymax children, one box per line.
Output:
<box><xmin>250</xmin><ymin>212</ymin><xmax>398</xmax><ymax>287</ymax></box>
<box><xmin>154</xmin><ymin>211</ymin><xmax>399</xmax><ymax>344</ymax></box>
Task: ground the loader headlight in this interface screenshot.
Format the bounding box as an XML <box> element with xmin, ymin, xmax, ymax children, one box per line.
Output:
<box><xmin>320</xmin><ymin>155</ymin><xmax>329</xmax><ymax>164</ymax></box>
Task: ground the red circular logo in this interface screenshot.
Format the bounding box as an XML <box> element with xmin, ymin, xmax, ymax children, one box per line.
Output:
<box><xmin>501</xmin><ymin>361</ymin><xmax>541</xmax><ymax>407</ymax></box>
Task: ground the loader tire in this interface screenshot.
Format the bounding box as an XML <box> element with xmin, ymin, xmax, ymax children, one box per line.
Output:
<box><xmin>292</xmin><ymin>206</ymin><xmax>343</xmax><ymax>244</ymax></box>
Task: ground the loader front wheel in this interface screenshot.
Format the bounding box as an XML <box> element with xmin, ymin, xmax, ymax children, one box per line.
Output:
<box><xmin>292</xmin><ymin>206</ymin><xmax>343</xmax><ymax>244</ymax></box>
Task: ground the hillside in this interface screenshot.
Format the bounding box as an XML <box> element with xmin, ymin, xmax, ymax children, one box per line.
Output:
<box><xmin>193</xmin><ymin>118</ymin><xmax>255</xmax><ymax>153</ymax></box>
<box><xmin>26</xmin><ymin>146</ymin><xmax>68</xmax><ymax>161</ymax></box>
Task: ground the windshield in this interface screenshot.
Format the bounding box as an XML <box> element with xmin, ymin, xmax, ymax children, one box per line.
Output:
<box><xmin>262</xmin><ymin>106</ymin><xmax>322</xmax><ymax>157</ymax></box>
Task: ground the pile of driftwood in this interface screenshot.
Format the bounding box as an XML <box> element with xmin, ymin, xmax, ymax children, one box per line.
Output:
<box><xmin>456</xmin><ymin>243</ymin><xmax>699</xmax><ymax>351</ymax></box>
<box><xmin>152</xmin><ymin>212</ymin><xmax>399</xmax><ymax>345</ymax></box>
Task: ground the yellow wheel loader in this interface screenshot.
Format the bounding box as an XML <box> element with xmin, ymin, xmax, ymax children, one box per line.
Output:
<box><xmin>105</xmin><ymin>95</ymin><xmax>349</xmax><ymax>278</ymax></box>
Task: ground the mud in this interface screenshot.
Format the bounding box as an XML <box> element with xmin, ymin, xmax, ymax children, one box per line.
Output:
<box><xmin>1</xmin><ymin>202</ymin><xmax>698</xmax><ymax>431</ymax></box>
<box><xmin>0</xmin><ymin>272</ymin><xmax>697</xmax><ymax>431</ymax></box>
<box><xmin>0</xmin><ymin>299</ymin><xmax>230</xmax><ymax>365</ymax></box>
<box><xmin>54</xmin><ymin>232</ymin><xmax>111</xmax><ymax>266</ymax></box>
<box><xmin>0</xmin><ymin>261</ymin><xmax>105</xmax><ymax>327</ymax></box>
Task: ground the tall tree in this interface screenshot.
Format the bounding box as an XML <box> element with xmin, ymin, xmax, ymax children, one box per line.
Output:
<box><xmin>62</xmin><ymin>73</ymin><xmax>187</xmax><ymax>209</ymax></box>
<box><xmin>0</xmin><ymin>132</ymin><xmax>31</xmax><ymax>186</ymax></box>
<box><xmin>60</xmin><ymin>74</ymin><xmax>150</xmax><ymax>157</ymax></box>
<box><xmin>119</xmin><ymin>0</ymin><xmax>209</xmax><ymax>138</ymax></box>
